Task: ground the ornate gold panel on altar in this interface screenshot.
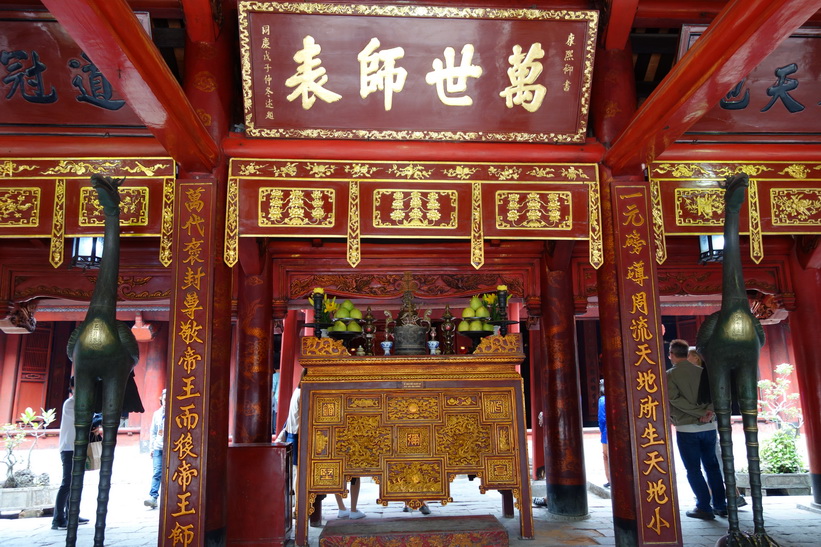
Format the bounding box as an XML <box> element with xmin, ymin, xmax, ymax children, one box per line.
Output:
<box><xmin>0</xmin><ymin>157</ymin><xmax>176</xmax><ymax>267</ymax></box>
<box><xmin>294</xmin><ymin>334</ymin><xmax>533</xmax><ymax>546</ymax></box>
<box><xmin>226</xmin><ymin>158</ymin><xmax>602</xmax><ymax>270</ymax></box>
<box><xmin>648</xmin><ymin>161</ymin><xmax>821</xmax><ymax>264</ymax></box>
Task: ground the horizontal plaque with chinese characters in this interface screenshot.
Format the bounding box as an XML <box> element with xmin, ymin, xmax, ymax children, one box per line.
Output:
<box><xmin>238</xmin><ymin>2</ymin><xmax>598</xmax><ymax>142</ymax></box>
<box><xmin>0</xmin><ymin>11</ymin><xmax>150</xmax><ymax>135</ymax></box>
<box><xmin>679</xmin><ymin>26</ymin><xmax>821</xmax><ymax>143</ymax></box>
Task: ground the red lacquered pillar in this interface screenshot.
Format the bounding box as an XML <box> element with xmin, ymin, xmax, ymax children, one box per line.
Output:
<box><xmin>541</xmin><ymin>268</ymin><xmax>587</xmax><ymax>516</ymax></box>
<box><xmin>788</xmin><ymin>253</ymin><xmax>821</xmax><ymax>503</ymax></box>
<box><xmin>233</xmin><ymin>259</ymin><xmax>273</xmax><ymax>444</ymax></box>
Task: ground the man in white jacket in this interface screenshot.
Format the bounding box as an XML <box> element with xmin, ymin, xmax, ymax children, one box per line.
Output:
<box><xmin>144</xmin><ymin>389</ymin><xmax>165</xmax><ymax>509</ymax></box>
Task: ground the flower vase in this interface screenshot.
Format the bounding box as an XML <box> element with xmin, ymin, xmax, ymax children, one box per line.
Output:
<box><xmin>381</xmin><ymin>341</ymin><xmax>393</xmax><ymax>356</ymax></box>
<box><xmin>427</xmin><ymin>341</ymin><xmax>439</xmax><ymax>355</ymax></box>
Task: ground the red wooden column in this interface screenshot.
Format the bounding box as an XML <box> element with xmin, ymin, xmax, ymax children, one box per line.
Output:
<box><xmin>541</xmin><ymin>267</ymin><xmax>587</xmax><ymax>516</ymax></box>
<box><xmin>159</xmin><ymin>17</ymin><xmax>235</xmax><ymax>545</ymax></box>
<box><xmin>608</xmin><ymin>176</ymin><xmax>682</xmax><ymax>545</ymax></box>
<box><xmin>275</xmin><ymin>309</ymin><xmax>300</xmax><ymax>435</ymax></box>
<box><xmin>233</xmin><ymin>258</ymin><xmax>273</xmax><ymax>443</ymax></box>
<box><xmin>592</xmin><ymin>46</ymin><xmax>642</xmax><ymax>545</ymax></box>
<box><xmin>788</xmin><ymin>254</ymin><xmax>821</xmax><ymax>503</ymax></box>
<box><xmin>138</xmin><ymin>323</ymin><xmax>168</xmax><ymax>451</ymax></box>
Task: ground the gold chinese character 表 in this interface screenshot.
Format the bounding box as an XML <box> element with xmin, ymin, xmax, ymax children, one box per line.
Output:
<box><xmin>425</xmin><ymin>44</ymin><xmax>483</xmax><ymax>106</ymax></box>
<box><xmin>358</xmin><ymin>37</ymin><xmax>407</xmax><ymax>111</ymax></box>
<box><xmin>285</xmin><ymin>35</ymin><xmax>342</xmax><ymax>109</ymax></box>
<box><xmin>499</xmin><ymin>43</ymin><xmax>546</xmax><ymax>113</ymax></box>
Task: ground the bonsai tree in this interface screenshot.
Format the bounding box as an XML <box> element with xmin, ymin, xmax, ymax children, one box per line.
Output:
<box><xmin>757</xmin><ymin>363</ymin><xmax>806</xmax><ymax>474</ymax></box>
<box><xmin>1</xmin><ymin>407</ymin><xmax>55</xmax><ymax>488</ymax></box>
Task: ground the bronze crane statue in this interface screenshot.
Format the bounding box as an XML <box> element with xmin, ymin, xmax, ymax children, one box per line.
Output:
<box><xmin>65</xmin><ymin>174</ymin><xmax>143</xmax><ymax>547</ymax></box>
<box><xmin>696</xmin><ymin>173</ymin><xmax>779</xmax><ymax>547</ymax></box>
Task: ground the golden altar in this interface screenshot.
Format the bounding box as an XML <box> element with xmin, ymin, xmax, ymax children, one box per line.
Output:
<box><xmin>295</xmin><ymin>334</ymin><xmax>533</xmax><ymax>546</ymax></box>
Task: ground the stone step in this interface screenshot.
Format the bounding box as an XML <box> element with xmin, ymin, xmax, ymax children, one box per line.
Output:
<box><xmin>319</xmin><ymin>514</ymin><xmax>508</xmax><ymax>546</ymax></box>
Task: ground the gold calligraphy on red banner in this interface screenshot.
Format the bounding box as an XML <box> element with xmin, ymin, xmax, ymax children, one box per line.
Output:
<box><xmin>163</xmin><ymin>184</ymin><xmax>213</xmax><ymax>547</ymax></box>
<box><xmin>613</xmin><ymin>185</ymin><xmax>680</xmax><ymax>544</ymax></box>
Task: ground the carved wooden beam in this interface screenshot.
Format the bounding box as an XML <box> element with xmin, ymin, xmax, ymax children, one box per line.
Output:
<box><xmin>41</xmin><ymin>0</ymin><xmax>219</xmax><ymax>173</ymax></box>
<box><xmin>605</xmin><ymin>0</ymin><xmax>821</xmax><ymax>174</ymax></box>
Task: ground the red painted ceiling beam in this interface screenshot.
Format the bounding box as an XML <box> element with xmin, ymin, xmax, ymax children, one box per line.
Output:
<box><xmin>602</xmin><ymin>0</ymin><xmax>640</xmax><ymax>50</ymax></box>
<box><xmin>40</xmin><ymin>0</ymin><xmax>219</xmax><ymax>173</ymax></box>
<box><xmin>635</xmin><ymin>0</ymin><xmax>821</xmax><ymax>27</ymax></box>
<box><xmin>222</xmin><ymin>135</ymin><xmax>607</xmax><ymax>164</ymax></box>
<box><xmin>604</xmin><ymin>0</ymin><xmax>821</xmax><ymax>175</ymax></box>
<box><xmin>181</xmin><ymin>0</ymin><xmax>218</xmax><ymax>43</ymax></box>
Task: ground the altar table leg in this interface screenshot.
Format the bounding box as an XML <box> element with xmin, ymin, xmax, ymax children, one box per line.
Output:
<box><xmin>501</xmin><ymin>490</ymin><xmax>514</xmax><ymax>517</ymax></box>
<box><xmin>310</xmin><ymin>495</ymin><xmax>324</xmax><ymax>527</ymax></box>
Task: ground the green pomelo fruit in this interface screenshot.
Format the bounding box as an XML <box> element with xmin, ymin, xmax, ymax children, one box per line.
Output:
<box><xmin>474</xmin><ymin>306</ymin><xmax>490</xmax><ymax>318</ymax></box>
<box><xmin>347</xmin><ymin>321</ymin><xmax>362</xmax><ymax>332</ymax></box>
<box><xmin>461</xmin><ymin>308</ymin><xmax>475</xmax><ymax>318</ymax></box>
<box><xmin>469</xmin><ymin>320</ymin><xmax>483</xmax><ymax>331</ymax></box>
<box><xmin>457</xmin><ymin>320</ymin><xmax>470</xmax><ymax>332</ymax></box>
<box><xmin>469</xmin><ymin>296</ymin><xmax>483</xmax><ymax>310</ymax></box>
<box><xmin>349</xmin><ymin>308</ymin><xmax>363</xmax><ymax>319</ymax></box>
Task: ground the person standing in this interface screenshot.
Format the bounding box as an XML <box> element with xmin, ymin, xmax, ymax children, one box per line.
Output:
<box><xmin>51</xmin><ymin>377</ymin><xmax>89</xmax><ymax>530</ymax></box>
<box><xmin>666</xmin><ymin>339</ymin><xmax>727</xmax><ymax>520</ymax></box>
<box><xmin>598</xmin><ymin>379</ymin><xmax>610</xmax><ymax>488</ymax></box>
<box><xmin>144</xmin><ymin>389</ymin><xmax>165</xmax><ymax>509</ymax></box>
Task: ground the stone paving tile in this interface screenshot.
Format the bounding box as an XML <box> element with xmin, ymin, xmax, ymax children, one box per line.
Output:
<box><xmin>2</xmin><ymin>437</ymin><xmax>819</xmax><ymax>546</ymax></box>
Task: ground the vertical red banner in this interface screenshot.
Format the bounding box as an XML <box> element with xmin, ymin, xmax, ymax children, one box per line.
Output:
<box><xmin>612</xmin><ymin>184</ymin><xmax>682</xmax><ymax>545</ymax></box>
<box><xmin>161</xmin><ymin>183</ymin><xmax>216</xmax><ymax>546</ymax></box>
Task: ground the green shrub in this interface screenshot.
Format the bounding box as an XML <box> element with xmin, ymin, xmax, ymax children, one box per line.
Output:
<box><xmin>759</xmin><ymin>429</ymin><xmax>804</xmax><ymax>474</ymax></box>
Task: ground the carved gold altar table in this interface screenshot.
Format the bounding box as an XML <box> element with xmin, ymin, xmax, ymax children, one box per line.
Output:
<box><xmin>295</xmin><ymin>334</ymin><xmax>533</xmax><ymax>546</ymax></box>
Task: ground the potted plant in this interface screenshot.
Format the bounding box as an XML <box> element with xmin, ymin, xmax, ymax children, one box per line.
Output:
<box><xmin>736</xmin><ymin>363</ymin><xmax>811</xmax><ymax>495</ymax></box>
<box><xmin>1</xmin><ymin>407</ymin><xmax>57</xmax><ymax>513</ymax></box>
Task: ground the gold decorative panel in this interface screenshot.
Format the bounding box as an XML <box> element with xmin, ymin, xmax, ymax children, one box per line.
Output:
<box><xmin>334</xmin><ymin>414</ymin><xmax>392</xmax><ymax>470</ymax></box>
<box><xmin>314</xmin><ymin>395</ymin><xmax>342</xmax><ymax>423</ymax></box>
<box><xmin>496</xmin><ymin>424</ymin><xmax>513</xmax><ymax>453</ymax></box>
<box><xmin>258</xmin><ymin>187</ymin><xmax>334</xmax><ymax>227</ymax></box>
<box><xmin>435</xmin><ymin>413</ymin><xmax>490</xmax><ymax>467</ymax></box>
<box><xmin>674</xmin><ymin>188</ymin><xmax>725</xmax><ymax>226</ymax></box>
<box><xmin>311</xmin><ymin>460</ymin><xmax>343</xmax><ymax>489</ymax></box>
<box><xmin>79</xmin><ymin>186</ymin><xmax>149</xmax><ymax>226</ymax></box>
<box><xmin>444</xmin><ymin>394</ymin><xmax>478</xmax><ymax>408</ymax></box>
<box><xmin>385</xmin><ymin>459</ymin><xmax>445</xmax><ymax>497</ymax></box>
<box><xmin>483</xmin><ymin>393</ymin><xmax>513</xmax><ymax>421</ymax></box>
<box><xmin>495</xmin><ymin>190</ymin><xmax>572</xmax><ymax>230</ymax></box>
<box><xmin>397</xmin><ymin>426</ymin><xmax>431</xmax><ymax>456</ymax></box>
<box><xmin>314</xmin><ymin>429</ymin><xmax>330</xmax><ymax>457</ymax></box>
<box><xmin>771</xmin><ymin>189</ymin><xmax>821</xmax><ymax>225</ymax></box>
<box><xmin>0</xmin><ymin>188</ymin><xmax>39</xmax><ymax>227</ymax></box>
<box><xmin>484</xmin><ymin>456</ymin><xmax>516</xmax><ymax>485</ymax></box>
<box><xmin>386</xmin><ymin>395</ymin><xmax>440</xmax><ymax>421</ymax></box>
<box><xmin>346</xmin><ymin>395</ymin><xmax>381</xmax><ymax>410</ymax></box>
<box><xmin>373</xmin><ymin>189</ymin><xmax>458</xmax><ymax>228</ymax></box>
